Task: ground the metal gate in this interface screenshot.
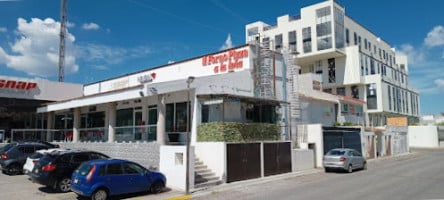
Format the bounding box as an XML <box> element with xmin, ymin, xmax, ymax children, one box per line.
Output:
<box><xmin>323</xmin><ymin>127</ymin><xmax>362</xmax><ymax>154</ymax></box>
<box><xmin>226</xmin><ymin>143</ymin><xmax>261</xmax><ymax>183</ymax></box>
<box><xmin>263</xmin><ymin>142</ymin><xmax>292</xmax><ymax>176</ymax></box>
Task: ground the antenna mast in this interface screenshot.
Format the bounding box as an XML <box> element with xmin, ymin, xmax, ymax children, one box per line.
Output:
<box><xmin>58</xmin><ymin>0</ymin><xmax>67</xmax><ymax>82</ymax></box>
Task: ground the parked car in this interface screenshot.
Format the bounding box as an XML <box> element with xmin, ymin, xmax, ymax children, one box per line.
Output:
<box><xmin>30</xmin><ymin>150</ymin><xmax>109</xmax><ymax>192</ymax></box>
<box><xmin>323</xmin><ymin>148</ymin><xmax>367</xmax><ymax>173</ymax></box>
<box><xmin>71</xmin><ymin>159</ymin><xmax>166</xmax><ymax>200</ymax></box>
<box><xmin>0</xmin><ymin>142</ymin><xmax>55</xmax><ymax>175</ymax></box>
<box><xmin>23</xmin><ymin>148</ymin><xmax>69</xmax><ymax>175</ymax></box>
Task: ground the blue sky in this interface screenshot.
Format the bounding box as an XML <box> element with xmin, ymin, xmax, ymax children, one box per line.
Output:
<box><xmin>0</xmin><ymin>0</ymin><xmax>443</xmax><ymax>115</ymax></box>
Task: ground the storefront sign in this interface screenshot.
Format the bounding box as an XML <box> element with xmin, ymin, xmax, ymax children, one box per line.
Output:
<box><xmin>202</xmin><ymin>49</ymin><xmax>249</xmax><ymax>74</ymax></box>
<box><xmin>0</xmin><ymin>79</ymin><xmax>38</xmax><ymax>90</ymax></box>
<box><xmin>137</xmin><ymin>72</ymin><xmax>157</xmax><ymax>83</ymax></box>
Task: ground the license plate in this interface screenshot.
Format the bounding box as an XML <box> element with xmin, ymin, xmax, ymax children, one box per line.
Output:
<box><xmin>34</xmin><ymin>169</ymin><xmax>39</xmax><ymax>173</ymax></box>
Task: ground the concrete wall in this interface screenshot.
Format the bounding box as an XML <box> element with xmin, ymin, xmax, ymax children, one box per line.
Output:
<box><xmin>408</xmin><ymin>126</ymin><xmax>439</xmax><ymax>148</ymax></box>
<box><xmin>159</xmin><ymin>145</ymin><xmax>194</xmax><ymax>191</ymax></box>
<box><xmin>292</xmin><ymin>149</ymin><xmax>314</xmax><ymax>171</ymax></box>
<box><xmin>299</xmin><ymin>124</ymin><xmax>323</xmax><ymax>168</ymax></box>
<box><xmin>194</xmin><ymin>142</ymin><xmax>226</xmax><ymax>181</ymax></box>
<box><xmin>56</xmin><ymin>142</ymin><xmax>160</xmax><ymax>169</ymax></box>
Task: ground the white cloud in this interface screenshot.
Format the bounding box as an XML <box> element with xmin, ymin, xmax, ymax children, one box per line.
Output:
<box><xmin>397</xmin><ymin>44</ymin><xmax>425</xmax><ymax>65</ymax></box>
<box><xmin>435</xmin><ymin>79</ymin><xmax>444</xmax><ymax>91</ymax></box>
<box><xmin>82</xmin><ymin>23</ymin><xmax>100</xmax><ymax>30</ymax></box>
<box><xmin>219</xmin><ymin>34</ymin><xmax>233</xmax><ymax>50</ymax></box>
<box><xmin>76</xmin><ymin>43</ymin><xmax>153</xmax><ymax>66</ymax></box>
<box><xmin>0</xmin><ymin>27</ymin><xmax>7</xmax><ymax>32</ymax></box>
<box><xmin>67</xmin><ymin>22</ymin><xmax>75</xmax><ymax>28</ymax></box>
<box><xmin>0</xmin><ymin>18</ymin><xmax>78</xmax><ymax>77</ymax></box>
<box><xmin>424</xmin><ymin>25</ymin><xmax>444</xmax><ymax>47</ymax></box>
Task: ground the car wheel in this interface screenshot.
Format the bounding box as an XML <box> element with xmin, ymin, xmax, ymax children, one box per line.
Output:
<box><xmin>57</xmin><ymin>178</ymin><xmax>71</xmax><ymax>192</ymax></box>
<box><xmin>92</xmin><ymin>189</ymin><xmax>108</xmax><ymax>200</ymax></box>
<box><xmin>6</xmin><ymin>163</ymin><xmax>21</xmax><ymax>175</ymax></box>
<box><xmin>347</xmin><ymin>165</ymin><xmax>353</xmax><ymax>173</ymax></box>
<box><xmin>150</xmin><ymin>181</ymin><xmax>164</xmax><ymax>194</ymax></box>
<box><xmin>363</xmin><ymin>162</ymin><xmax>367</xmax><ymax>170</ymax></box>
<box><xmin>324</xmin><ymin>168</ymin><xmax>330</xmax><ymax>173</ymax></box>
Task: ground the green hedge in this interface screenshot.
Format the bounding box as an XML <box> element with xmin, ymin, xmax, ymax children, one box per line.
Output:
<box><xmin>197</xmin><ymin>122</ymin><xmax>280</xmax><ymax>142</ymax></box>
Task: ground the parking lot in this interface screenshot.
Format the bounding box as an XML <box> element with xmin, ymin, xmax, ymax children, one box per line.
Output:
<box><xmin>0</xmin><ymin>171</ymin><xmax>183</xmax><ymax>200</ymax></box>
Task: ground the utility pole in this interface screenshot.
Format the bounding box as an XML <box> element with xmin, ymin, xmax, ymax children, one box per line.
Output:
<box><xmin>58</xmin><ymin>0</ymin><xmax>67</xmax><ymax>82</ymax></box>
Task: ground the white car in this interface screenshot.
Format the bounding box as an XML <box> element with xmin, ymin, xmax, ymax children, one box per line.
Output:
<box><xmin>23</xmin><ymin>148</ymin><xmax>68</xmax><ymax>175</ymax></box>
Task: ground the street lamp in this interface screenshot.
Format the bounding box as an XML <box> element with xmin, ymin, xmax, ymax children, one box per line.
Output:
<box><xmin>185</xmin><ymin>76</ymin><xmax>194</xmax><ymax>194</ymax></box>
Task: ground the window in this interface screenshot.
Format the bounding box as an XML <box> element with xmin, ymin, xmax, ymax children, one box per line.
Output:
<box><xmin>316</xmin><ymin>22</ymin><xmax>332</xmax><ymax>50</ymax></box>
<box><xmin>351</xmin><ymin>85</ymin><xmax>359</xmax><ymax>99</ymax></box>
<box><xmin>275</xmin><ymin>34</ymin><xmax>283</xmax><ymax>51</ymax></box>
<box><xmin>166</xmin><ymin>102</ymin><xmax>190</xmax><ymax>132</ymax></box>
<box><xmin>123</xmin><ymin>163</ymin><xmax>145</xmax><ymax>174</ymax></box>
<box><xmin>370</xmin><ymin>59</ymin><xmax>375</xmax><ymax>74</ymax></box>
<box><xmin>354</xmin><ymin>32</ymin><xmax>357</xmax><ymax>45</ymax></box>
<box><xmin>72</xmin><ymin>154</ymin><xmax>90</xmax><ymax>164</ymax></box>
<box><xmin>262</xmin><ymin>37</ymin><xmax>270</xmax><ymax>49</ymax></box>
<box><xmin>367</xmin><ymin>83</ymin><xmax>377</xmax><ymax>110</ymax></box>
<box><xmin>364</xmin><ymin>39</ymin><xmax>367</xmax><ymax>49</ymax></box>
<box><xmin>334</xmin><ymin>6</ymin><xmax>345</xmax><ymax>48</ymax></box>
<box><xmin>328</xmin><ymin>58</ymin><xmax>336</xmax><ymax>83</ymax></box>
<box><xmin>315</xmin><ymin>60</ymin><xmax>323</xmax><ymax>74</ymax></box>
<box><xmin>303</xmin><ymin>27</ymin><xmax>312</xmax><ymax>53</ymax></box>
<box><xmin>341</xmin><ymin>104</ymin><xmax>349</xmax><ymax>113</ymax></box>
<box><xmin>104</xmin><ymin>164</ymin><xmax>123</xmax><ymax>175</ymax></box>
<box><xmin>388</xmin><ymin>85</ymin><xmax>392</xmax><ymax>110</ymax></box>
<box><xmin>288</xmin><ymin>31</ymin><xmax>297</xmax><ymax>52</ymax></box>
<box><xmin>324</xmin><ymin>88</ymin><xmax>332</xmax><ymax>93</ymax></box>
<box><xmin>336</xmin><ymin>87</ymin><xmax>346</xmax><ymax>96</ymax></box>
<box><xmin>345</xmin><ymin>28</ymin><xmax>349</xmax><ymax>45</ymax></box>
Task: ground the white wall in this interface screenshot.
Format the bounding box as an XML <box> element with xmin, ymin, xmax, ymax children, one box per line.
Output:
<box><xmin>408</xmin><ymin>126</ymin><xmax>439</xmax><ymax>148</ymax></box>
<box><xmin>194</xmin><ymin>142</ymin><xmax>226</xmax><ymax>181</ymax></box>
<box><xmin>292</xmin><ymin>149</ymin><xmax>314</xmax><ymax>171</ymax></box>
<box><xmin>301</xmin><ymin>124</ymin><xmax>323</xmax><ymax>168</ymax></box>
<box><xmin>159</xmin><ymin>145</ymin><xmax>194</xmax><ymax>191</ymax></box>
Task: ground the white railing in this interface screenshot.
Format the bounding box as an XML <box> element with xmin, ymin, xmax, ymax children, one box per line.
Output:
<box><xmin>115</xmin><ymin>125</ymin><xmax>157</xmax><ymax>143</ymax></box>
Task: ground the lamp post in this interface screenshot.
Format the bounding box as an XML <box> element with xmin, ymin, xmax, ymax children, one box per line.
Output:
<box><xmin>185</xmin><ymin>76</ymin><xmax>195</xmax><ymax>194</ymax></box>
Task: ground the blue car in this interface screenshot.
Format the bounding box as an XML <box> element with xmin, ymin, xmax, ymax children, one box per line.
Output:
<box><xmin>71</xmin><ymin>159</ymin><xmax>166</xmax><ymax>200</ymax></box>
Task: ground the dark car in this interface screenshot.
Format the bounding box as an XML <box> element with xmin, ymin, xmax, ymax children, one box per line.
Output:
<box><xmin>30</xmin><ymin>150</ymin><xmax>109</xmax><ymax>192</ymax></box>
<box><xmin>71</xmin><ymin>159</ymin><xmax>166</xmax><ymax>200</ymax></box>
<box><xmin>0</xmin><ymin>142</ymin><xmax>55</xmax><ymax>175</ymax></box>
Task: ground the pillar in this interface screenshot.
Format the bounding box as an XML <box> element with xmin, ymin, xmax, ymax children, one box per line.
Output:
<box><xmin>46</xmin><ymin>112</ymin><xmax>54</xmax><ymax>142</ymax></box>
<box><xmin>157</xmin><ymin>95</ymin><xmax>166</xmax><ymax>145</ymax></box>
<box><xmin>107</xmin><ymin>102</ymin><xmax>117</xmax><ymax>143</ymax></box>
<box><xmin>72</xmin><ymin>108</ymin><xmax>81</xmax><ymax>143</ymax></box>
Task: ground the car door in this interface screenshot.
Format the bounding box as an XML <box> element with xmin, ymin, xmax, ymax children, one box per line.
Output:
<box><xmin>101</xmin><ymin>163</ymin><xmax>128</xmax><ymax>195</ymax></box>
<box><xmin>352</xmin><ymin>150</ymin><xmax>364</xmax><ymax>168</ymax></box>
<box><xmin>122</xmin><ymin>162</ymin><xmax>150</xmax><ymax>193</ymax></box>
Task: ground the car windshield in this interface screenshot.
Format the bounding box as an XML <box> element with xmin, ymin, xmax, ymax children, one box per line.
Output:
<box><xmin>75</xmin><ymin>163</ymin><xmax>93</xmax><ymax>176</ymax></box>
<box><xmin>327</xmin><ymin>150</ymin><xmax>347</xmax><ymax>156</ymax></box>
<box><xmin>1</xmin><ymin>143</ymin><xmax>16</xmax><ymax>152</ymax></box>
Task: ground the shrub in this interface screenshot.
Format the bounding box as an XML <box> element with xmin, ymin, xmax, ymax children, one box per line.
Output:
<box><xmin>197</xmin><ymin>122</ymin><xmax>280</xmax><ymax>142</ymax></box>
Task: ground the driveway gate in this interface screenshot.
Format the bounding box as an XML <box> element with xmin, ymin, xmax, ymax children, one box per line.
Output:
<box><xmin>323</xmin><ymin>127</ymin><xmax>362</xmax><ymax>154</ymax></box>
<box><xmin>226</xmin><ymin>143</ymin><xmax>261</xmax><ymax>183</ymax></box>
<box><xmin>263</xmin><ymin>142</ymin><xmax>291</xmax><ymax>176</ymax></box>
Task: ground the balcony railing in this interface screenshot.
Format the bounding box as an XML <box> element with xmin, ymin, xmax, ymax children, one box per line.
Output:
<box><xmin>114</xmin><ymin>125</ymin><xmax>157</xmax><ymax>143</ymax></box>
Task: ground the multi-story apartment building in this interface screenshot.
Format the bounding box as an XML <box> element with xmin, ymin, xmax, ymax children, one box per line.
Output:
<box><xmin>245</xmin><ymin>0</ymin><xmax>420</xmax><ymax>126</ymax></box>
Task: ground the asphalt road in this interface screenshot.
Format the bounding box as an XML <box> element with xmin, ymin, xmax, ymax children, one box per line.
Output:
<box><xmin>192</xmin><ymin>148</ymin><xmax>444</xmax><ymax>200</ymax></box>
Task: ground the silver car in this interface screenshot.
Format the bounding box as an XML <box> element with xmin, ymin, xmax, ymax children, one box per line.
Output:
<box><xmin>323</xmin><ymin>148</ymin><xmax>366</xmax><ymax>173</ymax></box>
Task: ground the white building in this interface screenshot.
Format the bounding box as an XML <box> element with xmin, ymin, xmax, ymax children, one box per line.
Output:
<box><xmin>245</xmin><ymin>0</ymin><xmax>420</xmax><ymax>126</ymax></box>
<box><xmin>0</xmin><ymin>75</ymin><xmax>83</xmax><ymax>140</ymax></box>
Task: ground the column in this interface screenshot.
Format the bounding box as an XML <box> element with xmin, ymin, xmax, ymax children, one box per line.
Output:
<box><xmin>72</xmin><ymin>108</ymin><xmax>81</xmax><ymax>143</ymax></box>
<box><xmin>107</xmin><ymin>102</ymin><xmax>117</xmax><ymax>143</ymax></box>
<box><xmin>157</xmin><ymin>95</ymin><xmax>166</xmax><ymax>145</ymax></box>
<box><xmin>142</xmin><ymin>102</ymin><xmax>148</xmax><ymax>141</ymax></box>
<box><xmin>46</xmin><ymin>112</ymin><xmax>54</xmax><ymax>142</ymax></box>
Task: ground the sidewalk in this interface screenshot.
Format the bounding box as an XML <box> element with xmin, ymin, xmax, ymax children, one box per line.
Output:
<box><xmin>164</xmin><ymin>168</ymin><xmax>322</xmax><ymax>200</ymax></box>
